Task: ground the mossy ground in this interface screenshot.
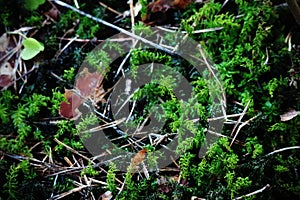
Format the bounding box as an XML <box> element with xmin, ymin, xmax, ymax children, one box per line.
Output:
<box><xmin>0</xmin><ymin>0</ymin><xmax>300</xmax><ymax>199</ymax></box>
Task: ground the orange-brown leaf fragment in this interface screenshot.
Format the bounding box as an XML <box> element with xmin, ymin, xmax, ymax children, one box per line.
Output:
<box><xmin>75</xmin><ymin>67</ymin><xmax>104</xmax><ymax>97</ymax></box>
<box><xmin>0</xmin><ymin>74</ymin><xmax>12</xmax><ymax>88</ymax></box>
<box><xmin>130</xmin><ymin>149</ymin><xmax>147</xmax><ymax>174</ymax></box>
<box><xmin>59</xmin><ymin>89</ymin><xmax>83</xmax><ymax>119</ymax></box>
<box><xmin>45</xmin><ymin>6</ymin><xmax>60</xmax><ymax>21</ymax></box>
<box><xmin>173</xmin><ymin>0</ymin><xmax>194</xmax><ymax>9</ymax></box>
<box><xmin>59</xmin><ymin>67</ymin><xmax>105</xmax><ymax>120</ymax></box>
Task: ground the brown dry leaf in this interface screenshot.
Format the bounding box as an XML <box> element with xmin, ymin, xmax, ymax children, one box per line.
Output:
<box><xmin>75</xmin><ymin>67</ymin><xmax>104</xmax><ymax>97</ymax></box>
<box><xmin>0</xmin><ymin>75</ymin><xmax>12</xmax><ymax>88</ymax></box>
<box><xmin>148</xmin><ymin>0</ymin><xmax>193</xmax><ymax>12</ymax></box>
<box><xmin>59</xmin><ymin>89</ymin><xmax>83</xmax><ymax>119</ymax></box>
<box><xmin>59</xmin><ymin>67</ymin><xmax>105</xmax><ymax>119</ymax></box>
<box><xmin>280</xmin><ymin>109</ymin><xmax>299</xmax><ymax>121</ymax></box>
<box><xmin>45</xmin><ymin>6</ymin><xmax>60</xmax><ymax>21</ymax></box>
<box><xmin>130</xmin><ymin>149</ymin><xmax>147</xmax><ymax>174</ymax></box>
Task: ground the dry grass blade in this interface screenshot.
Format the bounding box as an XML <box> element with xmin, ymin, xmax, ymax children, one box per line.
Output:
<box><xmin>264</xmin><ymin>146</ymin><xmax>300</xmax><ymax>157</ymax></box>
<box><xmin>54</xmin><ymin>138</ymin><xmax>91</xmax><ymax>161</ymax></box>
<box><xmin>98</xmin><ymin>1</ymin><xmax>122</xmax><ymax>16</ymax></box>
<box><xmin>198</xmin><ymin>46</ymin><xmax>227</xmax><ymax>105</ymax></box>
<box><xmin>233</xmin><ymin>184</ymin><xmax>270</xmax><ymax>200</ymax></box>
<box><xmin>50</xmin><ymin>185</ymin><xmax>90</xmax><ymax>200</ymax></box>
<box><xmin>181</xmin><ymin>26</ymin><xmax>223</xmax><ymax>34</ymax></box>
<box><xmin>230</xmin><ymin>114</ymin><xmax>259</xmax><ymax>147</ymax></box>
<box><xmin>53</xmin><ymin>138</ymin><xmax>124</xmax><ymax>185</ymax></box>
<box><xmin>230</xmin><ymin>100</ymin><xmax>251</xmax><ymax>137</ymax></box>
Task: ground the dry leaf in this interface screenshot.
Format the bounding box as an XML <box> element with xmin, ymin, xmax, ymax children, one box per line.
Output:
<box><xmin>101</xmin><ymin>191</ymin><xmax>113</xmax><ymax>200</ymax></box>
<box><xmin>0</xmin><ymin>75</ymin><xmax>12</xmax><ymax>88</ymax></box>
<box><xmin>147</xmin><ymin>0</ymin><xmax>192</xmax><ymax>12</ymax></box>
<box><xmin>75</xmin><ymin>67</ymin><xmax>104</xmax><ymax>97</ymax></box>
<box><xmin>280</xmin><ymin>109</ymin><xmax>299</xmax><ymax>121</ymax></box>
<box><xmin>59</xmin><ymin>89</ymin><xmax>83</xmax><ymax>119</ymax></box>
<box><xmin>0</xmin><ymin>62</ymin><xmax>14</xmax><ymax>88</ymax></box>
<box><xmin>59</xmin><ymin>67</ymin><xmax>105</xmax><ymax>119</ymax></box>
<box><xmin>148</xmin><ymin>0</ymin><xmax>173</xmax><ymax>13</ymax></box>
<box><xmin>130</xmin><ymin>149</ymin><xmax>147</xmax><ymax>174</ymax></box>
<box><xmin>45</xmin><ymin>7</ymin><xmax>60</xmax><ymax>21</ymax></box>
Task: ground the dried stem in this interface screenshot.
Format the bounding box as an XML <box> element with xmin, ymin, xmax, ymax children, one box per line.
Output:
<box><xmin>233</xmin><ymin>184</ymin><xmax>270</xmax><ymax>200</ymax></box>
<box><xmin>264</xmin><ymin>146</ymin><xmax>300</xmax><ymax>157</ymax></box>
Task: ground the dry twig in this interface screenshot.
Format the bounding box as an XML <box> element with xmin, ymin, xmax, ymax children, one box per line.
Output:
<box><xmin>233</xmin><ymin>184</ymin><xmax>270</xmax><ymax>200</ymax></box>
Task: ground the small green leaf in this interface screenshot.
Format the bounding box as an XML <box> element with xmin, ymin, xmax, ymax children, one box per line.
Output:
<box><xmin>24</xmin><ymin>0</ymin><xmax>46</xmax><ymax>11</ymax></box>
<box><xmin>21</xmin><ymin>38</ymin><xmax>44</xmax><ymax>60</ymax></box>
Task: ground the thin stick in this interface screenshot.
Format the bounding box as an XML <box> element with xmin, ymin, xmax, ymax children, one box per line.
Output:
<box><xmin>55</xmin><ymin>35</ymin><xmax>78</xmax><ymax>59</ymax></box>
<box><xmin>53</xmin><ymin>138</ymin><xmax>123</xmax><ymax>184</ymax></box>
<box><xmin>230</xmin><ymin>114</ymin><xmax>259</xmax><ymax>147</ymax></box>
<box><xmin>230</xmin><ymin>100</ymin><xmax>251</xmax><ymax>137</ymax></box>
<box><xmin>50</xmin><ymin>185</ymin><xmax>89</xmax><ymax>200</ymax></box>
<box><xmin>114</xmin><ymin>39</ymin><xmax>138</xmax><ymax>79</ymax></box>
<box><xmin>233</xmin><ymin>184</ymin><xmax>270</xmax><ymax>200</ymax></box>
<box><xmin>56</xmin><ymin>37</ymin><xmax>133</xmax><ymax>42</ymax></box>
<box><xmin>50</xmin><ymin>174</ymin><xmax>59</xmax><ymax>198</ymax></box>
<box><xmin>264</xmin><ymin>146</ymin><xmax>300</xmax><ymax>157</ymax></box>
<box><xmin>129</xmin><ymin>0</ymin><xmax>135</xmax><ymax>32</ymax></box>
<box><xmin>54</xmin><ymin>138</ymin><xmax>91</xmax><ymax>161</ymax></box>
<box><xmin>207</xmin><ymin>130</ymin><xmax>244</xmax><ymax>146</ymax></box>
<box><xmin>98</xmin><ymin>1</ymin><xmax>122</xmax><ymax>16</ymax></box>
<box><xmin>181</xmin><ymin>27</ymin><xmax>223</xmax><ymax>34</ymax></box>
<box><xmin>207</xmin><ymin>113</ymin><xmax>245</xmax><ymax>122</ymax></box>
<box><xmin>52</xmin><ymin>0</ymin><xmax>174</xmax><ymax>55</ymax></box>
<box><xmin>198</xmin><ymin>46</ymin><xmax>226</xmax><ymax>105</ymax></box>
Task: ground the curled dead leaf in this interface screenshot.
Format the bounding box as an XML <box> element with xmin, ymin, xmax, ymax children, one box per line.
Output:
<box><xmin>59</xmin><ymin>67</ymin><xmax>105</xmax><ymax>119</ymax></box>
<box><xmin>280</xmin><ymin>109</ymin><xmax>299</xmax><ymax>121</ymax></box>
<box><xmin>59</xmin><ymin>89</ymin><xmax>83</xmax><ymax>119</ymax></box>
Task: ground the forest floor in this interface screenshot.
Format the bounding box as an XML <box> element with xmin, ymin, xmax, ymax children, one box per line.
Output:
<box><xmin>0</xmin><ymin>0</ymin><xmax>300</xmax><ymax>199</ymax></box>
